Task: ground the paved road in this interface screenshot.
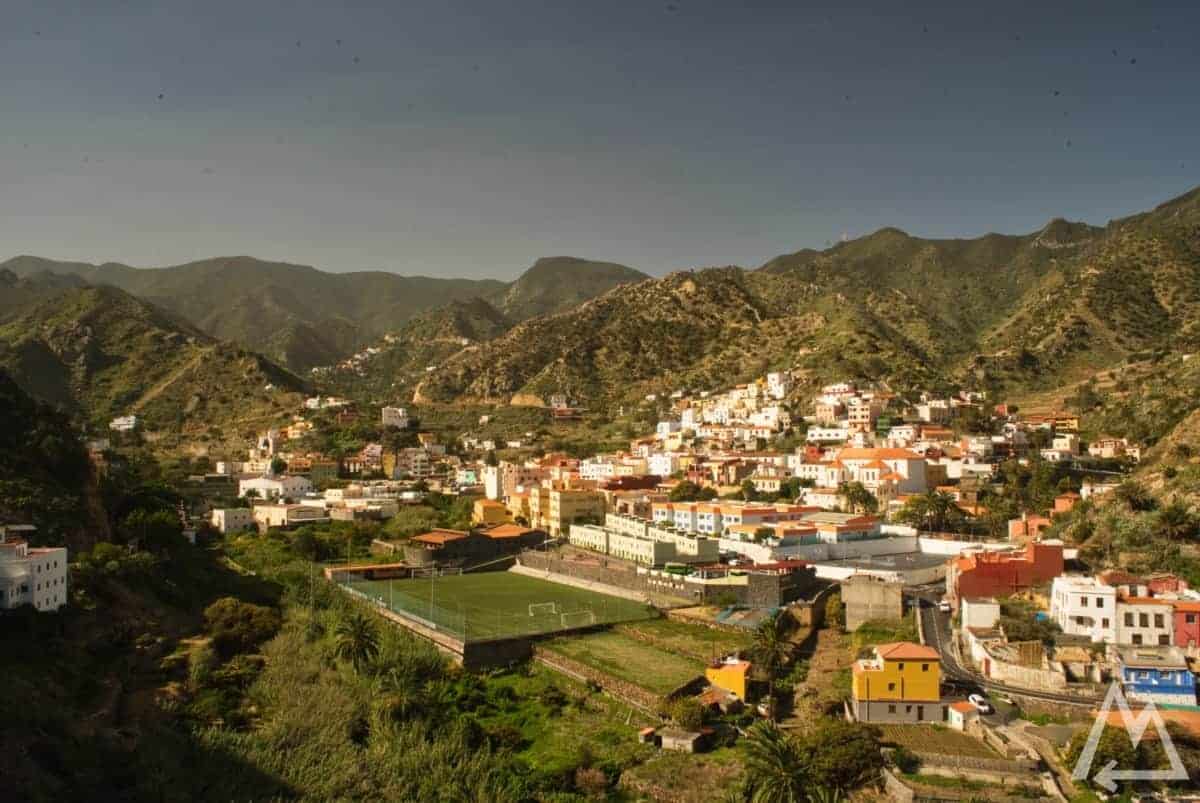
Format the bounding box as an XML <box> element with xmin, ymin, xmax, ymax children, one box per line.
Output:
<box><xmin>916</xmin><ymin>596</ymin><xmax>1101</xmax><ymax>709</ymax></box>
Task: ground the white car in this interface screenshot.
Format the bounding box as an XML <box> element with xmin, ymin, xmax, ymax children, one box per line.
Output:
<box><xmin>968</xmin><ymin>693</ymin><xmax>993</xmax><ymax>714</ymax></box>
<box><xmin>938</xmin><ymin>600</ymin><xmax>951</xmax><ymax>613</ymax></box>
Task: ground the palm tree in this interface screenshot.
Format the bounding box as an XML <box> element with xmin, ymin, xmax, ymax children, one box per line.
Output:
<box><xmin>334</xmin><ymin>611</ymin><xmax>380</xmax><ymax>673</ymax></box>
<box><xmin>741</xmin><ymin>721</ymin><xmax>809</xmax><ymax>803</ymax></box>
<box><xmin>837</xmin><ymin>482</ymin><xmax>877</xmax><ymax>515</ymax></box>
<box><xmin>753</xmin><ymin>612</ymin><xmax>790</xmax><ymax>723</ymax></box>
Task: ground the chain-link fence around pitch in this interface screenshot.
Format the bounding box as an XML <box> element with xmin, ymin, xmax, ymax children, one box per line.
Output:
<box><xmin>339</xmin><ymin>571</ymin><xmax>655</xmax><ymax>643</ymax></box>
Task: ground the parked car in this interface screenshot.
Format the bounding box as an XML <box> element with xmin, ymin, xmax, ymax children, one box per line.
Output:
<box><xmin>968</xmin><ymin>693</ymin><xmax>993</xmax><ymax>714</ymax></box>
<box><xmin>938</xmin><ymin>600</ymin><xmax>951</xmax><ymax>613</ymax></box>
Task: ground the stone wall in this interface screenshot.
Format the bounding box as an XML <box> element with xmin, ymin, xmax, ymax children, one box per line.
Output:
<box><xmin>880</xmin><ymin>767</ymin><xmax>916</xmax><ymax>803</ymax></box>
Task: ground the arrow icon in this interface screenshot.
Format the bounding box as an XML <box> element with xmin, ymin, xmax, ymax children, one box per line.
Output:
<box><xmin>1073</xmin><ymin>683</ymin><xmax>1190</xmax><ymax>792</ymax></box>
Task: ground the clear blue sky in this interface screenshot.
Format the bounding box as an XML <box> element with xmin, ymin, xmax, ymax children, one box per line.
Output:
<box><xmin>1</xmin><ymin>0</ymin><xmax>1197</xmax><ymax>278</ymax></box>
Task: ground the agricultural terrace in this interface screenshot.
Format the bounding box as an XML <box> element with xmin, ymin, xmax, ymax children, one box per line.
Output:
<box><xmin>541</xmin><ymin>631</ymin><xmax>707</xmax><ymax>696</ymax></box>
<box><xmin>341</xmin><ymin>570</ymin><xmax>655</xmax><ymax>642</ymax></box>
<box><xmin>615</xmin><ymin>618</ymin><xmax>751</xmax><ymax>662</ymax></box>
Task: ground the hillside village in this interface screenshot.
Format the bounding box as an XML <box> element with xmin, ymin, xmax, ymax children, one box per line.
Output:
<box><xmin>11</xmin><ymin>358</ymin><xmax>1190</xmax><ymax>799</ymax></box>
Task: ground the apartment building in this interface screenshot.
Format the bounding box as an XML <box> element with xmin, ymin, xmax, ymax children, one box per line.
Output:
<box><xmin>210</xmin><ymin>508</ymin><xmax>256</xmax><ymax>534</ymax></box>
<box><xmin>1050</xmin><ymin>575</ymin><xmax>1118</xmax><ymax>643</ymax></box>
<box><xmin>0</xmin><ymin>528</ymin><xmax>68</xmax><ymax>612</ymax></box>
<box><xmin>1117</xmin><ymin>597</ymin><xmax>1174</xmax><ymax>646</ymax></box>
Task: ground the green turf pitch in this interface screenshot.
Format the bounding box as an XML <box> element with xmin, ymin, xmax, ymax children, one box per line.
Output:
<box><xmin>342</xmin><ymin>571</ymin><xmax>655</xmax><ymax>642</ymax></box>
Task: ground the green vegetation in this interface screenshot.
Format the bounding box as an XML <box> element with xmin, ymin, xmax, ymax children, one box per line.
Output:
<box><xmin>0</xmin><ymin>369</ymin><xmax>92</xmax><ymax>546</ymax></box>
<box><xmin>851</xmin><ymin>614</ymin><xmax>918</xmax><ymax>654</ymax></box>
<box><xmin>739</xmin><ymin>719</ymin><xmax>885</xmax><ymax>801</ymax></box>
<box><xmin>615</xmin><ymin>617</ymin><xmax>750</xmax><ymax>661</ymax></box>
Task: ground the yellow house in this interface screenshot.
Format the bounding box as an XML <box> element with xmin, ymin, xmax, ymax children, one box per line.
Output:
<box><xmin>851</xmin><ymin>642</ymin><xmax>944</xmax><ymax>723</ymax></box>
<box><xmin>473</xmin><ymin>498</ymin><xmax>512</xmax><ymax>526</ymax></box>
<box><xmin>705</xmin><ymin>659</ymin><xmax>751</xmax><ymax>700</ymax></box>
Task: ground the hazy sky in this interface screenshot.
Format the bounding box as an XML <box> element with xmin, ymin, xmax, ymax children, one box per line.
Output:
<box><xmin>2</xmin><ymin>0</ymin><xmax>1198</xmax><ymax>279</ymax></box>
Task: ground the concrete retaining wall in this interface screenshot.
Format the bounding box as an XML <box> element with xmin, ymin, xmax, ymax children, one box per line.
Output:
<box><xmin>509</xmin><ymin>560</ymin><xmax>656</xmax><ymax>603</ymax></box>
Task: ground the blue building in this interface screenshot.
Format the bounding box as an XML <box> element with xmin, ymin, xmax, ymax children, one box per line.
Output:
<box><xmin>1115</xmin><ymin>646</ymin><xmax>1197</xmax><ymax>706</ymax></box>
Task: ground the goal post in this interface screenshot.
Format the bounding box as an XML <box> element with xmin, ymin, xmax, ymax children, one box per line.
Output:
<box><xmin>528</xmin><ymin>602</ymin><xmax>558</xmax><ymax>616</ymax></box>
<box><xmin>560</xmin><ymin>610</ymin><xmax>596</xmax><ymax>629</ymax></box>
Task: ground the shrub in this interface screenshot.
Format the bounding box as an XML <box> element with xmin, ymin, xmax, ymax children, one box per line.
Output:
<box><xmin>203</xmin><ymin>597</ymin><xmax>281</xmax><ymax>658</ymax></box>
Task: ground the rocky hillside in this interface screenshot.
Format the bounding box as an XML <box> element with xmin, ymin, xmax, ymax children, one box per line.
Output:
<box><xmin>0</xmin><ymin>285</ymin><xmax>307</xmax><ymax>440</ymax></box>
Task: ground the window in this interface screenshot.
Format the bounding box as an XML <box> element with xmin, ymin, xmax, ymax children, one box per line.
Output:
<box><xmin>1138</xmin><ymin>671</ymin><xmax>1150</xmax><ymax>680</ymax></box>
<box><xmin>1154</xmin><ymin>614</ymin><xmax>1164</xmax><ymax>628</ymax></box>
<box><xmin>1159</xmin><ymin>635</ymin><xmax>1170</xmax><ymax>645</ymax></box>
<box><xmin>1139</xmin><ymin>613</ymin><xmax>1149</xmax><ymax>628</ymax></box>
<box><xmin>888</xmin><ymin>682</ymin><xmax>896</xmax><ymax>691</ymax></box>
<box><xmin>1102</xmin><ymin>618</ymin><xmax>1110</xmax><ymax>628</ymax></box>
<box><xmin>1081</xmin><ymin>597</ymin><xmax>1088</xmax><ymax>607</ymax></box>
<box><xmin>1132</xmin><ymin>634</ymin><xmax>1143</xmax><ymax>645</ymax></box>
<box><xmin>1095</xmin><ymin>597</ymin><xmax>1104</xmax><ymax>607</ymax></box>
<box><xmin>921</xmin><ymin>663</ymin><xmax>929</xmax><ymax>672</ymax></box>
<box><xmin>898</xmin><ymin>663</ymin><xmax>905</xmax><ymax>671</ymax></box>
<box><xmin>888</xmin><ymin>704</ymin><xmax>896</xmax><ymax>713</ymax></box>
<box><xmin>1125</xmin><ymin>613</ymin><xmax>1134</xmax><ymax>627</ymax></box>
<box><xmin>1188</xmin><ymin>614</ymin><xmax>1198</xmax><ymax>624</ymax></box>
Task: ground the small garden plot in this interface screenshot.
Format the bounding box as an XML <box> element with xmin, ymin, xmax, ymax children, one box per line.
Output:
<box><xmin>878</xmin><ymin>723</ymin><xmax>1001</xmax><ymax>759</ymax></box>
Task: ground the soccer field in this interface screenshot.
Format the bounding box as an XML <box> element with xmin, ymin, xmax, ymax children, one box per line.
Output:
<box><xmin>342</xmin><ymin>571</ymin><xmax>656</xmax><ymax>642</ymax></box>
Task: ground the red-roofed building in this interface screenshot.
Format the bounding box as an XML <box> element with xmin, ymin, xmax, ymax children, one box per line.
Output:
<box><xmin>946</xmin><ymin>541</ymin><xmax>1064</xmax><ymax>608</ymax></box>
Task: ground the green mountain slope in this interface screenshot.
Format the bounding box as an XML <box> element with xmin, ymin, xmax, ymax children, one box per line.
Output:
<box><xmin>0</xmin><ymin>285</ymin><xmax>307</xmax><ymax>440</ymax></box>
<box><xmin>488</xmin><ymin>256</ymin><xmax>648</xmax><ymax>321</ymax></box>
<box><xmin>415</xmin><ymin>186</ymin><xmax>1200</xmax><ymax>409</ymax></box>
<box><xmin>0</xmin><ymin>255</ymin><xmax>643</xmax><ymax>372</ymax></box>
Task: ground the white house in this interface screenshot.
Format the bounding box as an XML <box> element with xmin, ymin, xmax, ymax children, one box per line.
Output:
<box><xmin>1050</xmin><ymin>575</ymin><xmax>1118</xmax><ymax>643</ymax></box>
<box><xmin>0</xmin><ymin>528</ymin><xmax>68</xmax><ymax>612</ymax></box>
<box><xmin>381</xmin><ymin>406</ymin><xmax>409</xmax><ymax>429</ymax></box>
<box><xmin>238</xmin><ymin>474</ymin><xmax>314</xmax><ymax>500</ymax></box>
<box><xmin>959</xmin><ymin>597</ymin><xmax>1001</xmax><ymax>636</ymax></box>
<box><xmin>210</xmin><ymin>508</ymin><xmax>256</xmax><ymax>534</ymax></box>
<box><xmin>109</xmin><ymin>415</ymin><xmax>139</xmax><ymax>432</ymax></box>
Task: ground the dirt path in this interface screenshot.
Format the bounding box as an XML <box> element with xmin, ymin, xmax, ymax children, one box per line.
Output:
<box><xmin>782</xmin><ymin>627</ymin><xmax>849</xmax><ymax>728</ymax></box>
<box><xmin>130</xmin><ymin>347</ymin><xmax>213</xmax><ymax>412</ymax></box>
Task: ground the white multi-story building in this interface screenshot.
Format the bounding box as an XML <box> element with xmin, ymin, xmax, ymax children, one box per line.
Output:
<box><xmin>1117</xmin><ymin>597</ymin><xmax>1174</xmax><ymax>647</ymax></box>
<box><xmin>238</xmin><ymin>474</ymin><xmax>314</xmax><ymax>500</ymax></box>
<box><xmin>0</xmin><ymin>528</ymin><xmax>68</xmax><ymax>612</ymax></box>
<box><xmin>381</xmin><ymin>406</ymin><xmax>409</xmax><ymax>429</ymax></box>
<box><xmin>1050</xmin><ymin>575</ymin><xmax>1118</xmax><ymax>643</ymax></box>
<box><xmin>766</xmin><ymin>372</ymin><xmax>792</xmax><ymax>400</ymax></box>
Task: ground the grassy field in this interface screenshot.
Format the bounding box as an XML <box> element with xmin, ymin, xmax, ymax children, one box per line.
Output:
<box><xmin>878</xmin><ymin>724</ymin><xmax>1000</xmax><ymax>758</ymax></box>
<box><xmin>615</xmin><ymin>618</ymin><xmax>751</xmax><ymax>662</ymax></box>
<box><xmin>541</xmin><ymin>631</ymin><xmax>706</xmax><ymax>696</ymax></box>
<box><xmin>343</xmin><ymin>571</ymin><xmax>655</xmax><ymax>642</ymax></box>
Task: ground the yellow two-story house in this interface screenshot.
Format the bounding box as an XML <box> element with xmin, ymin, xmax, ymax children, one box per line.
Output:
<box><xmin>851</xmin><ymin>641</ymin><xmax>945</xmax><ymax>723</ymax></box>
